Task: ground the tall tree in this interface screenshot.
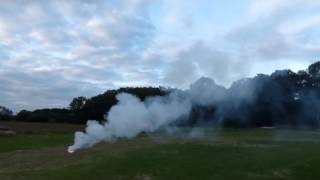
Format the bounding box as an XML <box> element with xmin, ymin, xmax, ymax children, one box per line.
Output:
<box><xmin>69</xmin><ymin>96</ymin><xmax>87</xmax><ymax>111</ymax></box>
<box><xmin>0</xmin><ymin>106</ymin><xmax>13</xmax><ymax>121</ymax></box>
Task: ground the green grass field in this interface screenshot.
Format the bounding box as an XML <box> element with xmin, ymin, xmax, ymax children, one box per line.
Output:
<box><xmin>1</xmin><ymin>123</ymin><xmax>320</xmax><ymax>180</ymax></box>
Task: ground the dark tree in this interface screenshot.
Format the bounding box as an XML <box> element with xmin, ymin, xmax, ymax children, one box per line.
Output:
<box><xmin>69</xmin><ymin>96</ymin><xmax>87</xmax><ymax>111</ymax></box>
<box><xmin>15</xmin><ymin>110</ymin><xmax>30</xmax><ymax>121</ymax></box>
<box><xmin>0</xmin><ymin>106</ymin><xmax>13</xmax><ymax>121</ymax></box>
<box><xmin>78</xmin><ymin>87</ymin><xmax>168</xmax><ymax>122</ymax></box>
<box><xmin>308</xmin><ymin>61</ymin><xmax>320</xmax><ymax>77</ymax></box>
<box><xmin>13</xmin><ymin>87</ymin><xmax>168</xmax><ymax>124</ymax></box>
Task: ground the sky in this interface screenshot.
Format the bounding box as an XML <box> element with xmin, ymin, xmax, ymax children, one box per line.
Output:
<box><xmin>0</xmin><ymin>0</ymin><xmax>320</xmax><ymax>111</ymax></box>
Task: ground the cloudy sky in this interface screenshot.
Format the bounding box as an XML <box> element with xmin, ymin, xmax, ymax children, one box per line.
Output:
<box><xmin>0</xmin><ymin>0</ymin><xmax>320</xmax><ymax>111</ymax></box>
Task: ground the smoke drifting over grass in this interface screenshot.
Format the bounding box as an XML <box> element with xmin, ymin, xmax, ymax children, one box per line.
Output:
<box><xmin>68</xmin><ymin>77</ymin><xmax>225</xmax><ymax>152</ymax></box>
<box><xmin>69</xmin><ymin>62</ymin><xmax>320</xmax><ymax>152</ymax></box>
<box><xmin>68</xmin><ymin>90</ymin><xmax>190</xmax><ymax>152</ymax></box>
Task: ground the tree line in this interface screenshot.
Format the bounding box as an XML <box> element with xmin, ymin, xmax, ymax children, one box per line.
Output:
<box><xmin>184</xmin><ymin>61</ymin><xmax>320</xmax><ymax>128</ymax></box>
<box><xmin>1</xmin><ymin>61</ymin><xmax>320</xmax><ymax>128</ymax></box>
<box><xmin>1</xmin><ymin>87</ymin><xmax>168</xmax><ymax>124</ymax></box>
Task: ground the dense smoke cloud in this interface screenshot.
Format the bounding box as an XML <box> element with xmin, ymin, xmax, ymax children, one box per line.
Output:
<box><xmin>68</xmin><ymin>88</ymin><xmax>192</xmax><ymax>152</ymax></box>
<box><xmin>69</xmin><ymin>62</ymin><xmax>320</xmax><ymax>152</ymax></box>
<box><xmin>68</xmin><ymin>77</ymin><xmax>228</xmax><ymax>152</ymax></box>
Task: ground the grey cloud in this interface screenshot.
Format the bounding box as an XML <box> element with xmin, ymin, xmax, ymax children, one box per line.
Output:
<box><xmin>164</xmin><ymin>55</ymin><xmax>197</xmax><ymax>88</ymax></box>
<box><xmin>223</xmin><ymin>1</ymin><xmax>320</xmax><ymax>75</ymax></box>
<box><xmin>1</xmin><ymin>0</ymin><xmax>319</xmax><ymax>111</ymax></box>
<box><xmin>163</xmin><ymin>42</ymin><xmax>251</xmax><ymax>87</ymax></box>
<box><xmin>0</xmin><ymin>68</ymin><xmax>118</xmax><ymax>112</ymax></box>
<box><xmin>0</xmin><ymin>0</ymin><xmax>157</xmax><ymax>111</ymax></box>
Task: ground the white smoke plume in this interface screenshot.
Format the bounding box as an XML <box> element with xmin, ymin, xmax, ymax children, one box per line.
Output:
<box><xmin>68</xmin><ymin>77</ymin><xmax>222</xmax><ymax>153</ymax></box>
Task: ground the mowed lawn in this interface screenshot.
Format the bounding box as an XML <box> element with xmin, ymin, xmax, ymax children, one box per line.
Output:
<box><xmin>1</xmin><ymin>124</ymin><xmax>320</xmax><ymax>180</ymax></box>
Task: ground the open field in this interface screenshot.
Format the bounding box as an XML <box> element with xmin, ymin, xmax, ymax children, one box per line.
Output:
<box><xmin>0</xmin><ymin>121</ymin><xmax>84</xmax><ymax>134</ymax></box>
<box><xmin>1</xmin><ymin>122</ymin><xmax>320</xmax><ymax>180</ymax></box>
